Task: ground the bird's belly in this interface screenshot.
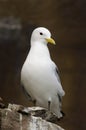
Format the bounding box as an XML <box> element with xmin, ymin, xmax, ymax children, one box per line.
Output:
<box><xmin>22</xmin><ymin>63</ymin><xmax>57</xmax><ymax>103</ymax></box>
<box><xmin>21</xmin><ymin>62</ymin><xmax>62</xmax><ymax>118</ymax></box>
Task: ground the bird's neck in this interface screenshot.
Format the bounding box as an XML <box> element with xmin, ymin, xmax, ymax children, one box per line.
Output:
<box><xmin>29</xmin><ymin>41</ymin><xmax>51</xmax><ymax>59</ymax></box>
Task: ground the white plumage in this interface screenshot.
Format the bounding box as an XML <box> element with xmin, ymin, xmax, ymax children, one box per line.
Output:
<box><xmin>21</xmin><ymin>27</ymin><xmax>65</xmax><ymax>118</ymax></box>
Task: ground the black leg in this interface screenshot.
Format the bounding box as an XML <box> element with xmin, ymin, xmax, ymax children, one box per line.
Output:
<box><xmin>33</xmin><ymin>99</ymin><xmax>36</xmax><ymax>106</ymax></box>
<box><xmin>48</xmin><ymin>101</ymin><xmax>51</xmax><ymax>111</ymax></box>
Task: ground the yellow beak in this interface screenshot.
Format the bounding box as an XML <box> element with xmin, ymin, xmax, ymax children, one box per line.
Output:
<box><xmin>46</xmin><ymin>38</ymin><xmax>56</xmax><ymax>45</ymax></box>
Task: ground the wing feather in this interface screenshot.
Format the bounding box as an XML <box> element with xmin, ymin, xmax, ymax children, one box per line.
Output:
<box><xmin>52</xmin><ymin>61</ymin><xmax>65</xmax><ymax>98</ymax></box>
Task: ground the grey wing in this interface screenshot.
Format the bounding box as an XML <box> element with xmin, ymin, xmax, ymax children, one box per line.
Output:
<box><xmin>55</xmin><ymin>68</ymin><xmax>62</xmax><ymax>101</ymax></box>
<box><xmin>55</xmin><ymin>66</ymin><xmax>61</xmax><ymax>84</ymax></box>
<box><xmin>53</xmin><ymin>63</ymin><xmax>65</xmax><ymax>116</ymax></box>
<box><xmin>52</xmin><ymin>62</ymin><xmax>65</xmax><ymax>100</ymax></box>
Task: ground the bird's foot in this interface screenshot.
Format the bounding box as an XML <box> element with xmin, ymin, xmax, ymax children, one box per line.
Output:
<box><xmin>48</xmin><ymin>101</ymin><xmax>51</xmax><ymax>111</ymax></box>
<box><xmin>33</xmin><ymin>99</ymin><xmax>36</xmax><ymax>106</ymax></box>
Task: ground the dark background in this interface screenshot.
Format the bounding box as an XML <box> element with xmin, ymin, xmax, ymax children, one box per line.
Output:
<box><xmin>0</xmin><ymin>0</ymin><xmax>86</xmax><ymax>130</ymax></box>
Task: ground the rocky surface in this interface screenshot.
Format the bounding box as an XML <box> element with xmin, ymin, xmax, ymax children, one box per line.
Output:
<box><xmin>0</xmin><ymin>103</ymin><xmax>64</xmax><ymax>130</ymax></box>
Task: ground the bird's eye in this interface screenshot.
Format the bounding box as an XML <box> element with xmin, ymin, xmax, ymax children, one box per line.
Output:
<box><xmin>40</xmin><ymin>32</ymin><xmax>43</xmax><ymax>35</ymax></box>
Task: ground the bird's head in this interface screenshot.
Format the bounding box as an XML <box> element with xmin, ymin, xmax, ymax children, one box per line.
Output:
<box><xmin>31</xmin><ymin>27</ymin><xmax>56</xmax><ymax>45</ymax></box>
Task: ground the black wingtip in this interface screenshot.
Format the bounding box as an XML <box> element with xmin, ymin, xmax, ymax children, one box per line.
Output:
<box><xmin>61</xmin><ymin>110</ymin><xmax>65</xmax><ymax>117</ymax></box>
<box><xmin>57</xmin><ymin>111</ymin><xmax>65</xmax><ymax>121</ymax></box>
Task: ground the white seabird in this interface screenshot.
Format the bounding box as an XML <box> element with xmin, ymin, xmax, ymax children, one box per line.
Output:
<box><xmin>21</xmin><ymin>27</ymin><xmax>65</xmax><ymax>118</ymax></box>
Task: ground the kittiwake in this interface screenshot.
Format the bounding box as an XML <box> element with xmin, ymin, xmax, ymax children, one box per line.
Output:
<box><xmin>21</xmin><ymin>27</ymin><xmax>65</xmax><ymax>118</ymax></box>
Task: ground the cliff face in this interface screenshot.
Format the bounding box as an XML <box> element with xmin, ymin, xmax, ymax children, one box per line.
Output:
<box><xmin>0</xmin><ymin>104</ymin><xmax>64</xmax><ymax>130</ymax></box>
<box><xmin>0</xmin><ymin>1</ymin><xmax>86</xmax><ymax>130</ymax></box>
